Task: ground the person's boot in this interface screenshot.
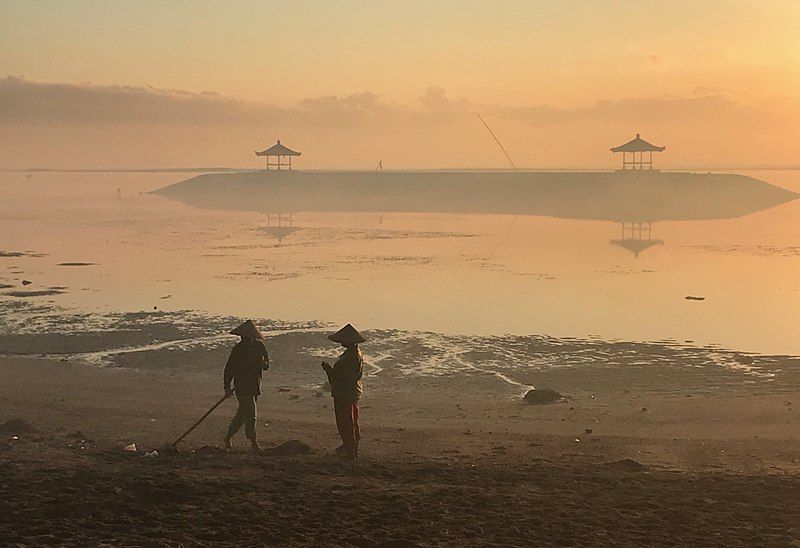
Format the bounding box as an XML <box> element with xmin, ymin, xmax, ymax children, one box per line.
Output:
<box><xmin>250</xmin><ymin>439</ymin><xmax>261</xmax><ymax>453</ymax></box>
<box><xmin>224</xmin><ymin>436</ymin><xmax>233</xmax><ymax>451</ymax></box>
<box><xmin>353</xmin><ymin>441</ymin><xmax>359</xmax><ymax>460</ymax></box>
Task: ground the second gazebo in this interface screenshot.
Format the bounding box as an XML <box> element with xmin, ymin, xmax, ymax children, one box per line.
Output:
<box><xmin>610</xmin><ymin>133</ymin><xmax>665</xmax><ymax>170</ymax></box>
<box><xmin>255</xmin><ymin>140</ymin><xmax>301</xmax><ymax>170</ymax></box>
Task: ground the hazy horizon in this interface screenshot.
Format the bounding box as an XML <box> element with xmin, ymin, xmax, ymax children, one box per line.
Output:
<box><xmin>2</xmin><ymin>1</ymin><xmax>799</xmax><ymax>170</ymax></box>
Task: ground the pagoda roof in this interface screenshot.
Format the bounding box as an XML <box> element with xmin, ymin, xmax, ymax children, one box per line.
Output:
<box><xmin>255</xmin><ymin>140</ymin><xmax>301</xmax><ymax>157</ymax></box>
<box><xmin>610</xmin><ymin>134</ymin><xmax>666</xmax><ymax>153</ymax></box>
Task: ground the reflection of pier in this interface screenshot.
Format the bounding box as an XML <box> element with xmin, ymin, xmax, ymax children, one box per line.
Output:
<box><xmin>610</xmin><ymin>221</ymin><xmax>663</xmax><ymax>258</ymax></box>
<box><xmin>260</xmin><ymin>212</ymin><xmax>301</xmax><ymax>242</ymax></box>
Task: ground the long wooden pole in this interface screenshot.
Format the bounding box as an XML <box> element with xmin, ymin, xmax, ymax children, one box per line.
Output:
<box><xmin>476</xmin><ymin>113</ymin><xmax>517</xmax><ymax>171</ymax></box>
<box><xmin>172</xmin><ymin>394</ymin><xmax>229</xmax><ymax>446</ymax></box>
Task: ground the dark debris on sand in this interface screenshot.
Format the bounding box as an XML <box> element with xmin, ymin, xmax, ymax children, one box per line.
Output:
<box><xmin>604</xmin><ymin>458</ymin><xmax>647</xmax><ymax>472</ymax></box>
<box><xmin>5</xmin><ymin>289</ymin><xmax>65</xmax><ymax>298</ymax></box>
<box><xmin>0</xmin><ymin>418</ymin><xmax>36</xmax><ymax>435</ymax></box>
<box><xmin>261</xmin><ymin>440</ymin><xmax>312</xmax><ymax>456</ymax></box>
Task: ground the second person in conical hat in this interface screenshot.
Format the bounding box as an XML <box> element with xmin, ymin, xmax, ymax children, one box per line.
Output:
<box><xmin>320</xmin><ymin>323</ymin><xmax>366</xmax><ymax>460</ymax></box>
<box><xmin>223</xmin><ymin>319</ymin><xmax>270</xmax><ymax>452</ymax></box>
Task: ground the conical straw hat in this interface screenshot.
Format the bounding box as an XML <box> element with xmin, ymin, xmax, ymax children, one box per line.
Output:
<box><xmin>230</xmin><ymin>319</ymin><xmax>264</xmax><ymax>339</ymax></box>
<box><xmin>328</xmin><ymin>323</ymin><xmax>366</xmax><ymax>344</ymax></box>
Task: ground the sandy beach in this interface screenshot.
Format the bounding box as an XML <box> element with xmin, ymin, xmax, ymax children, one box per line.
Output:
<box><xmin>1</xmin><ymin>322</ymin><xmax>799</xmax><ymax>546</ymax></box>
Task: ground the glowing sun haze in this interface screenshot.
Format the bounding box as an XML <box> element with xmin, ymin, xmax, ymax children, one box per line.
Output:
<box><xmin>1</xmin><ymin>0</ymin><xmax>798</xmax><ymax>169</ymax></box>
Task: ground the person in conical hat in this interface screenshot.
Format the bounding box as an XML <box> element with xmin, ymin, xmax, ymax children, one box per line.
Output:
<box><xmin>223</xmin><ymin>320</ymin><xmax>270</xmax><ymax>452</ymax></box>
<box><xmin>327</xmin><ymin>323</ymin><xmax>366</xmax><ymax>345</ymax></box>
<box><xmin>320</xmin><ymin>324</ymin><xmax>366</xmax><ymax>460</ymax></box>
<box><xmin>229</xmin><ymin>319</ymin><xmax>263</xmax><ymax>339</ymax></box>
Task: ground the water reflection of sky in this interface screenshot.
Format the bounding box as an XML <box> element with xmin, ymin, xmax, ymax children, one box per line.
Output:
<box><xmin>1</xmin><ymin>171</ymin><xmax>798</xmax><ymax>355</ymax></box>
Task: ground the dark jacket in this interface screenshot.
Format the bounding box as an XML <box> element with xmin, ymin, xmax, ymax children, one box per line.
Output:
<box><xmin>324</xmin><ymin>345</ymin><xmax>363</xmax><ymax>402</ymax></box>
<box><xmin>224</xmin><ymin>339</ymin><xmax>269</xmax><ymax>397</ymax></box>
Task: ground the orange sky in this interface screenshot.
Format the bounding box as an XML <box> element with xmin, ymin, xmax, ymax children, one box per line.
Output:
<box><xmin>1</xmin><ymin>1</ymin><xmax>799</xmax><ymax>169</ymax></box>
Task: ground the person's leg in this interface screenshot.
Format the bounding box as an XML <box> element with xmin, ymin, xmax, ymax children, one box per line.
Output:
<box><xmin>334</xmin><ymin>399</ymin><xmax>350</xmax><ymax>446</ymax></box>
<box><xmin>334</xmin><ymin>399</ymin><xmax>356</xmax><ymax>458</ymax></box>
<box><xmin>225</xmin><ymin>397</ymin><xmax>246</xmax><ymax>448</ymax></box>
<box><xmin>244</xmin><ymin>396</ymin><xmax>259</xmax><ymax>451</ymax></box>
<box><xmin>351</xmin><ymin>401</ymin><xmax>360</xmax><ymax>459</ymax></box>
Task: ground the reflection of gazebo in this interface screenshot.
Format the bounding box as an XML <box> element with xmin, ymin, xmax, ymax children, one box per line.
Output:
<box><xmin>610</xmin><ymin>221</ymin><xmax>663</xmax><ymax>258</ymax></box>
<box><xmin>260</xmin><ymin>212</ymin><xmax>301</xmax><ymax>243</ymax></box>
<box><xmin>255</xmin><ymin>140</ymin><xmax>301</xmax><ymax>170</ymax></box>
<box><xmin>610</xmin><ymin>134</ymin><xmax>665</xmax><ymax>170</ymax></box>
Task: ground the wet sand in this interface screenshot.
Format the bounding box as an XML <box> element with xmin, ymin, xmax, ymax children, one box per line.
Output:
<box><xmin>3</xmin><ymin>170</ymin><xmax>800</xmax><ymax>353</ymax></box>
<box><xmin>1</xmin><ymin>338</ymin><xmax>799</xmax><ymax>545</ymax></box>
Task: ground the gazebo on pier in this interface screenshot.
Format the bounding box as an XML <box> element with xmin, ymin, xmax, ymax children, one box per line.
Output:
<box><xmin>255</xmin><ymin>140</ymin><xmax>301</xmax><ymax>170</ymax></box>
<box><xmin>610</xmin><ymin>134</ymin><xmax>665</xmax><ymax>170</ymax></box>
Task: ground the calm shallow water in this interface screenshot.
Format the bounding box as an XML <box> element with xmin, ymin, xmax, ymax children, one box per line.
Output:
<box><xmin>1</xmin><ymin>170</ymin><xmax>798</xmax><ymax>355</ymax></box>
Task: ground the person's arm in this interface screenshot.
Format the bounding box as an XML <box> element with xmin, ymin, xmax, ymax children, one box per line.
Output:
<box><xmin>259</xmin><ymin>341</ymin><xmax>270</xmax><ymax>371</ymax></box>
<box><xmin>320</xmin><ymin>361</ymin><xmax>334</xmax><ymax>383</ymax></box>
<box><xmin>333</xmin><ymin>350</ymin><xmax>362</xmax><ymax>386</ymax></box>
<box><xmin>338</xmin><ymin>357</ymin><xmax>362</xmax><ymax>386</ymax></box>
<box><xmin>326</xmin><ymin>353</ymin><xmax>347</xmax><ymax>383</ymax></box>
<box><xmin>223</xmin><ymin>348</ymin><xmax>238</xmax><ymax>396</ymax></box>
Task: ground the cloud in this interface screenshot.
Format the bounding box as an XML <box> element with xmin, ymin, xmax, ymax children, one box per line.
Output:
<box><xmin>0</xmin><ymin>76</ymin><xmax>795</xmax><ymax>132</ymax></box>
<box><xmin>484</xmin><ymin>93</ymin><xmax>793</xmax><ymax>130</ymax></box>
<box><xmin>0</xmin><ymin>76</ymin><xmax>290</xmax><ymax>126</ymax></box>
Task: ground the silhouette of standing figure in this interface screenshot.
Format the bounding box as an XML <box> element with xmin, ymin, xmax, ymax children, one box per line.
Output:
<box><xmin>321</xmin><ymin>324</ymin><xmax>365</xmax><ymax>460</ymax></box>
